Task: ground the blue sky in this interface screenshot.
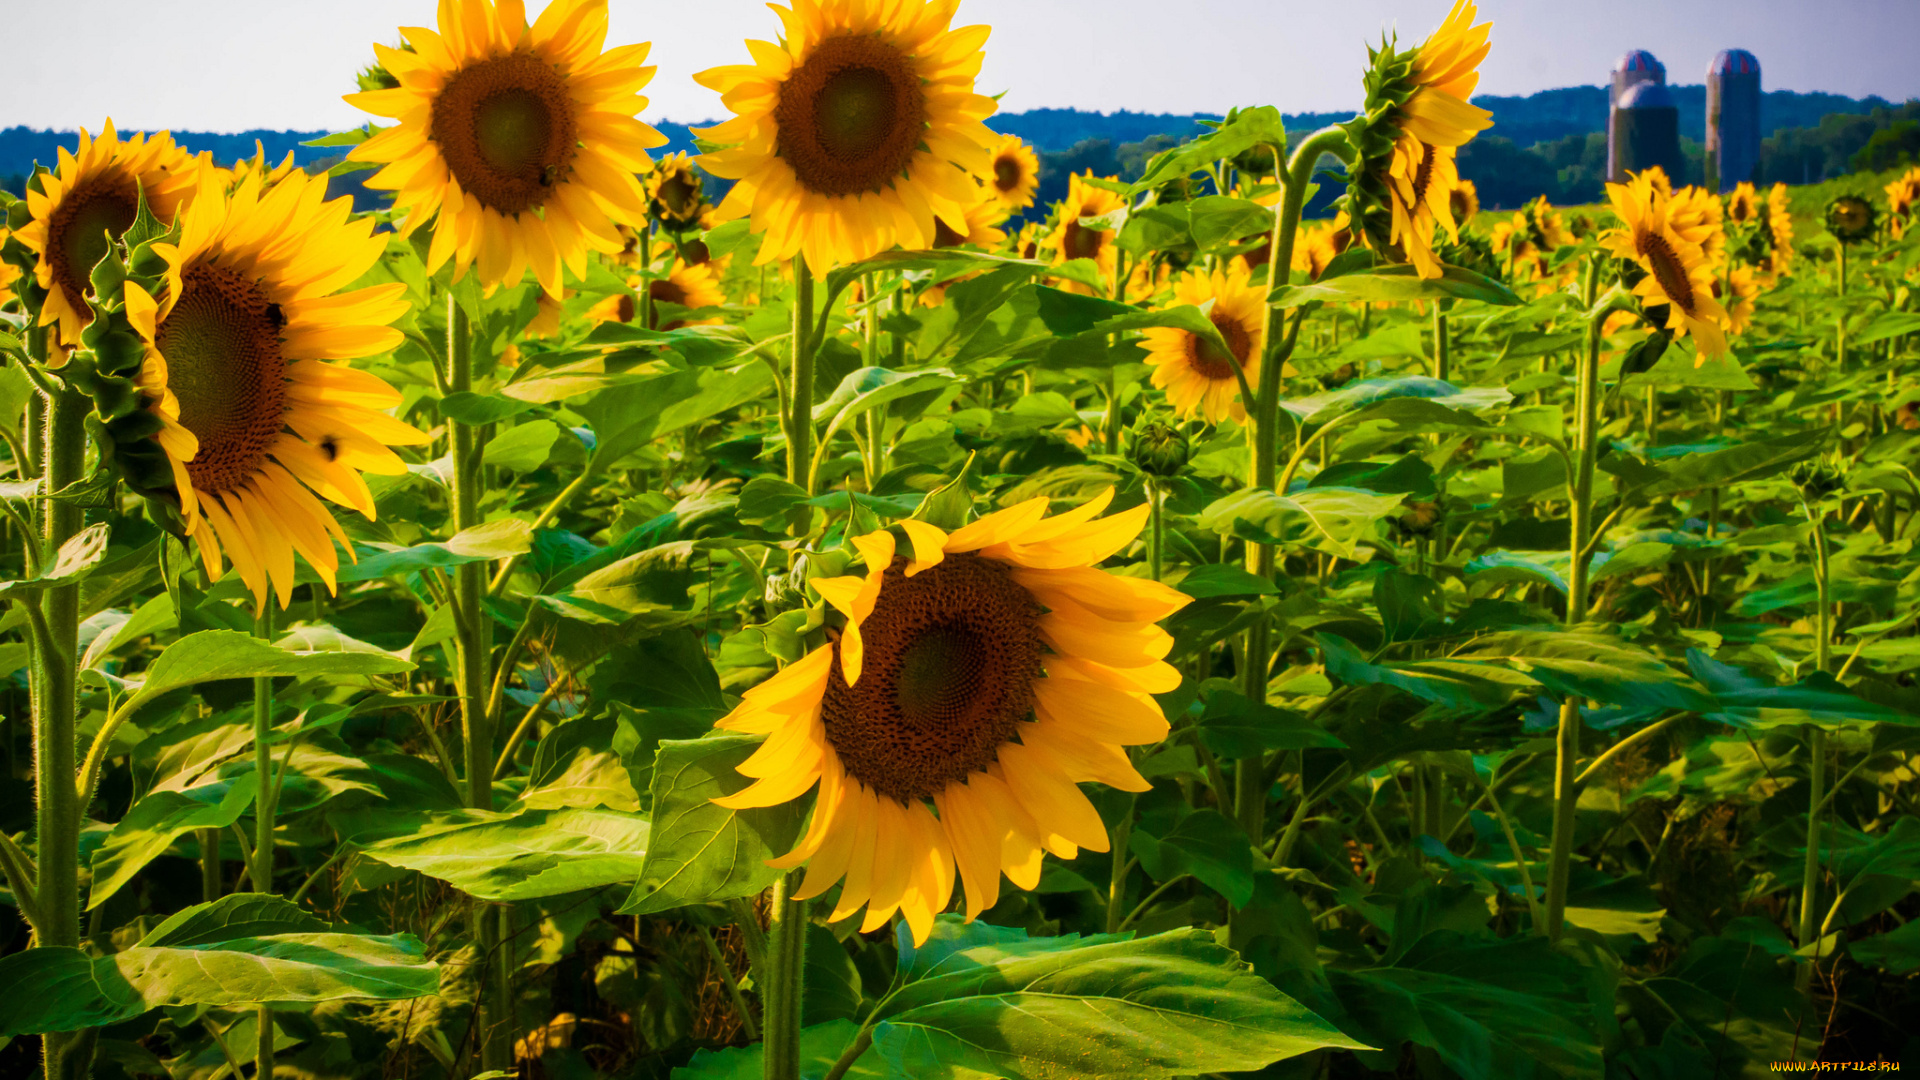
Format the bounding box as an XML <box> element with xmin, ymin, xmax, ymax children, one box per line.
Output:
<box><xmin>12</xmin><ymin>0</ymin><xmax>1918</xmax><ymax>134</ymax></box>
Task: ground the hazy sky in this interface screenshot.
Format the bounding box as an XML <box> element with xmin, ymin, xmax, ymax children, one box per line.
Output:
<box><xmin>10</xmin><ymin>0</ymin><xmax>1918</xmax><ymax>134</ymax></box>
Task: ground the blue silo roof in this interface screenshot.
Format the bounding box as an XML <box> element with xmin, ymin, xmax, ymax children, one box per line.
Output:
<box><xmin>1618</xmin><ymin>81</ymin><xmax>1677</xmax><ymax>110</ymax></box>
<box><xmin>1711</xmin><ymin>49</ymin><xmax>1760</xmax><ymax>76</ymax></box>
<box><xmin>1616</xmin><ymin>50</ymin><xmax>1665</xmax><ymax>77</ymax></box>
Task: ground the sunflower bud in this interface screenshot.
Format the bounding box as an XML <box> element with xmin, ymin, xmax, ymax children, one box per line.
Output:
<box><xmin>1825</xmin><ymin>195</ymin><xmax>1876</xmax><ymax>244</ymax></box>
<box><xmin>1789</xmin><ymin>458</ymin><xmax>1846</xmax><ymax>499</ymax></box>
<box><xmin>1395</xmin><ymin>500</ymin><xmax>1443</xmax><ymax>537</ymax></box>
<box><xmin>1127</xmin><ymin>420</ymin><xmax>1189</xmax><ymax>477</ymax></box>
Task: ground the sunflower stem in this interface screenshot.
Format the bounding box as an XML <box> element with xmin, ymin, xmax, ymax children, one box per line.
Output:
<box><xmin>762</xmin><ymin>873</ymin><xmax>808</xmax><ymax>1080</ymax></box>
<box><xmin>249</xmin><ymin>604</ymin><xmax>276</xmax><ymax>895</ymax></box>
<box><xmin>447</xmin><ymin>291</ymin><xmax>506</xmax><ymax>1071</ymax></box>
<box><xmin>1543</xmin><ymin>257</ymin><xmax>1606</xmax><ymax>942</ymax></box>
<box><xmin>1104</xmin><ymin>247</ymin><xmax>1129</xmax><ymax>455</ymax></box>
<box><xmin>34</xmin><ymin>378</ymin><xmax>88</xmax><ymax>1080</ymax></box>
<box><xmin>1431</xmin><ymin>302</ymin><xmax>1450</xmax><ymax>383</ymax></box>
<box><xmin>1796</xmin><ymin>504</ymin><xmax>1833</xmax><ymax>997</ymax></box>
<box><xmin>788</xmin><ymin>258</ymin><xmax>816</xmax><ymax>496</ymax></box>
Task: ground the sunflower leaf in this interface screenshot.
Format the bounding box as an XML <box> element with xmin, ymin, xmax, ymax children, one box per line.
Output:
<box><xmin>620</xmin><ymin>734</ymin><xmax>805</xmax><ymax>915</ymax></box>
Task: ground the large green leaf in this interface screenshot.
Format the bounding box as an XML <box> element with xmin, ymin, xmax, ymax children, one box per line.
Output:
<box><xmin>1275</xmin><ymin>262</ymin><xmax>1522</xmax><ymax>308</ymax></box>
<box><xmin>620</xmin><ymin>734</ymin><xmax>804</xmax><ymax>915</ymax></box>
<box><xmin>811</xmin><ymin>366</ymin><xmax>963</xmax><ymax>428</ymax></box>
<box><xmin>1132</xmin><ymin>107</ymin><xmax>1287</xmax><ymax>192</ymax></box>
<box><xmin>1328</xmin><ymin>931</ymin><xmax>1604</xmax><ymax>1080</ymax></box>
<box><xmin>1688</xmin><ymin>649</ymin><xmax>1916</xmax><ymax>730</ymax></box>
<box><xmin>351</xmin><ymin>807</ymin><xmax>651</xmax><ymax>901</ymax></box>
<box><xmin>575</xmin><ymin>361</ymin><xmax>775</xmax><ymax>470</ymax></box>
<box><xmin>1280</xmin><ymin>377</ymin><xmax>1510</xmax><ymax>426</ymax></box>
<box><xmin>1186</xmin><ymin>195</ymin><xmax>1274</xmax><ymax>249</ymax></box>
<box><xmin>0</xmin><ymin>522</ymin><xmax>111</xmax><ymax>598</ymax></box>
<box><xmin>1643</xmin><ymin>429</ymin><xmax>1828</xmax><ymax>495</ymax></box>
<box><xmin>865</xmin><ymin>924</ymin><xmax>1368</xmax><ymax>1078</ymax></box>
<box><xmin>1200</xmin><ymin>486</ymin><xmax>1406</xmax><ymax>559</ymax></box>
<box><xmin>1129</xmin><ymin>806</ymin><xmax>1256</xmax><ymax>908</ymax></box>
<box><xmin>88</xmin><ymin>776</ymin><xmax>258</xmax><ymax>909</ymax></box>
<box><xmin>138</xmin><ymin>893</ymin><xmax>329</xmax><ymax>947</ymax></box>
<box><xmin>0</xmin><ymin>934</ymin><xmax>438</xmax><ymax>1035</ymax></box>
<box><xmin>339</xmin><ymin>519</ymin><xmax>533</xmax><ymax>582</ymax></box>
<box><xmin>1460</xmin><ymin>631</ymin><xmax>1713</xmax><ymax>713</ymax></box>
<box><xmin>112</xmin><ymin>631</ymin><xmax>414</xmax><ymax>721</ymax></box>
<box><xmin>673</xmin><ymin>1018</ymin><xmax>885</xmax><ymax>1080</ymax></box>
<box><xmin>823</xmin><ymin>249</ymin><xmax>1044</xmax><ymax>302</ymax></box>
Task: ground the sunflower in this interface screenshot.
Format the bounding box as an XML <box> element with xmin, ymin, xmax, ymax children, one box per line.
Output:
<box><xmin>694</xmin><ymin>0</ymin><xmax>998</xmax><ymax>272</ymax></box>
<box><xmin>1826</xmin><ymin>195</ymin><xmax>1876</xmax><ymax>243</ymax></box>
<box><xmin>1287</xmin><ymin>213</ymin><xmax>1353</xmax><ymax>282</ymax></box>
<box><xmin>1713</xmin><ymin>262</ymin><xmax>1758</xmax><ymax>335</ymax></box>
<box><xmin>526</xmin><ymin>289</ymin><xmax>566</xmax><ymax>338</ymax></box>
<box><xmin>1886</xmin><ymin>166</ymin><xmax>1920</xmax><ymax>239</ymax></box>
<box><xmin>985</xmin><ymin>133</ymin><xmax>1040</xmax><ymax>212</ymax></box>
<box><xmin>1397</xmin><ymin>1</ymin><xmax>1494</xmax><ymax>149</ymax></box>
<box><xmin>17</xmin><ymin>121</ymin><xmax>202</xmax><ymax>349</ymax></box>
<box><xmin>123</xmin><ymin>168</ymin><xmax>428</xmax><ymax>611</ymax></box>
<box><xmin>1602</xmin><ymin>173</ymin><xmax>1728</xmax><ymax>361</ymax></box>
<box><xmin>1726</xmin><ymin>181</ymin><xmax>1760</xmax><ymax>226</ymax></box>
<box><xmin>1050</xmin><ymin>173</ymin><xmax>1126</xmax><ymax>293</ymax></box>
<box><xmin>646</xmin><ymin>151</ymin><xmax>707</xmax><ymax>231</ymax></box>
<box><xmin>1448</xmin><ymin>178</ymin><xmax>1479</xmax><ymax>226</ymax></box>
<box><xmin>933</xmin><ymin>195</ymin><xmax>1009</xmax><ymax>250</ymax></box>
<box><xmin>1765</xmin><ymin>182</ymin><xmax>1795</xmax><ymax>274</ymax></box>
<box><xmin>587</xmin><ymin>262</ymin><xmax>726</xmax><ymax>330</ymax></box>
<box><xmin>1141</xmin><ymin>263</ymin><xmax>1264</xmax><ymax>423</ymax></box>
<box><xmin>712</xmin><ymin>492</ymin><xmax>1187</xmax><ymax>943</ymax></box>
<box><xmin>0</xmin><ymin>228</ymin><xmax>20</xmax><ymax>311</ymax></box>
<box><xmin>1385</xmin><ymin>135</ymin><xmax>1463</xmax><ymax>278</ymax></box>
<box><xmin>346</xmin><ymin>0</ymin><xmax>667</xmax><ymax>297</ymax></box>
<box><xmin>1667</xmin><ymin>184</ymin><xmax>1726</xmax><ymax>263</ymax></box>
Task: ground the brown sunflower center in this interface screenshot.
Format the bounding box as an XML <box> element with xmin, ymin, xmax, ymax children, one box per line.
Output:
<box><xmin>822</xmin><ymin>553</ymin><xmax>1044</xmax><ymax>804</ymax></box>
<box><xmin>48</xmin><ymin>169</ymin><xmax>139</xmax><ymax>304</ymax></box>
<box><xmin>430</xmin><ymin>51</ymin><xmax>578</xmax><ymax>215</ymax></box>
<box><xmin>993</xmin><ymin>154</ymin><xmax>1022</xmax><ymax>193</ymax></box>
<box><xmin>655</xmin><ymin>171</ymin><xmax>700</xmax><ymax>217</ymax></box>
<box><xmin>1448</xmin><ymin>187</ymin><xmax>1472</xmax><ymax>221</ymax></box>
<box><xmin>776</xmin><ymin>34</ymin><xmax>927</xmax><ymax>198</ymax></box>
<box><xmin>1185</xmin><ymin>310</ymin><xmax>1252</xmax><ymax>381</ymax></box>
<box><xmin>157</xmin><ymin>262</ymin><xmax>289</xmax><ymax>493</ymax></box>
<box><xmin>1061</xmin><ymin>211</ymin><xmax>1109</xmax><ymax>262</ymax></box>
<box><xmin>649</xmin><ymin>276</ymin><xmax>688</xmax><ymax>308</ymax></box>
<box><xmin>1410</xmin><ymin>143</ymin><xmax>1437</xmax><ymax>206</ymax></box>
<box><xmin>1641</xmin><ymin>232</ymin><xmax>1697</xmax><ymax>315</ymax></box>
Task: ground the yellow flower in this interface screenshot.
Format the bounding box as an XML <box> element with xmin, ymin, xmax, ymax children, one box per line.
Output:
<box><xmin>1887</xmin><ymin>166</ymin><xmax>1920</xmax><ymax>239</ymax></box>
<box><xmin>1386</xmin><ymin>135</ymin><xmax>1462</xmax><ymax>279</ymax></box>
<box><xmin>712</xmin><ymin>493</ymin><xmax>1188</xmax><ymax>944</ymax></box>
<box><xmin>527</xmin><ymin>289</ymin><xmax>565</xmax><ymax>338</ymax></box>
<box><xmin>1667</xmin><ymin>184</ymin><xmax>1726</xmax><ymax>264</ymax></box>
<box><xmin>1141</xmin><ymin>263</ymin><xmax>1264</xmax><ymax>423</ymax></box>
<box><xmin>1449</xmin><ymin>178</ymin><xmax>1479</xmax><ymax>226</ymax></box>
<box><xmin>986</xmin><ymin>133</ymin><xmax>1040</xmax><ymax>212</ymax></box>
<box><xmin>1726</xmin><ymin>181</ymin><xmax>1760</xmax><ymax>226</ymax></box>
<box><xmin>17</xmin><ymin>121</ymin><xmax>202</xmax><ymax>348</ymax></box>
<box><xmin>646</xmin><ymin>151</ymin><xmax>707</xmax><ymax>230</ymax></box>
<box><xmin>1602</xmin><ymin>172</ymin><xmax>1729</xmax><ymax>361</ymax></box>
<box><xmin>587</xmin><ymin>262</ymin><xmax>726</xmax><ymax>331</ymax></box>
<box><xmin>1765</xmin><ymin>182</ymin><xmax>1795</xmax><ymax>274</ymax></box>
<box><xmin>1287</xmin><ymin>213</ymin><xmax>1353</xmax><ymax>282</ymax></box>
<box><xmin>346</xmin><ymin>0</ymin><xmax>667</xmax><ymax>297</ymax></box>
<box><xmin>1049</xmin><ymin>173</ymin><xmax>1126</xmax><ymax>293</ymax></box>
<box><xmin>0</xmin><ymin>228</ymin><xmax>20</xmax><ymax>311</ymax></box>
<box><xmin>123</xmin><ymin>168</ymin><xmax>428</xmax><ymax>611</ymax></box>
<box><xmin>694</xmin><ymin>0</ymin><xmax>998</xmax><ymax>271</ymax></box>
<box><xmin>1713</xmin><ymin>262</ymin><xmax>1758</xmax><ymax>335</ymax></box>
<box><xmin>933</xmin><ymin>195</ymin><xmax>1009</xmax><ymax>251</ymax></box>
<box><xmin>1399</xmin><ymin>1</ymin><xmax>1495</xmax><ymax>150</ymax></box>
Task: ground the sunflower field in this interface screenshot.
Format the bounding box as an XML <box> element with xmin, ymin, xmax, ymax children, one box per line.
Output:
<box><xmin>5</xmin><ymin>0</ymin><xmax>1920</xmax><ymax>1077</ymax></box>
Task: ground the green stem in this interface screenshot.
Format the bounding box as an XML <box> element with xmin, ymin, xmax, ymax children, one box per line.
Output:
<box><xmin>788</xmin><ymin>258</ymin><xmax>816</xmax><ymax>494</ymax></box>
<box><xmin>1543</xmin><ymin>260</ymin><xmax>1606</xmax><ymax>943</ymax></box>
<box><xmin>34</xmin><ymin>380</ymin><xmax>86</xmax><ymax>1080</ymax></box>
<box><xmin>1118</xmin><ymin>874</ymin><xmax>1190</xmax><ymax>931</ymax></box>
<box><xmin>1797</xmin><ymin>508</ymin><xmax>1833</xmax><ymax>996</ymax></box>
<box><xmin>249</xmin><ymin>606</ymin><xmax>276</xmax><ymax>894</ymax></box>
<box><xmin>1148</xmin><ymin>480</ymin><xmax>1164</xmax><ymax>581</ymax></box>
<box><xmin>1106</xmin><ymin>799</ymin><xmax>1135</xmax><ymax>933</ymax></box>
<box><xmin>695</xmin><ymin>923</ymin><xmax>759</xmax><ymax>1042</ymax></box>
<box><xmin>198</xmin><ymin>828</ymin><xmax>221</xmax><ymax>903</ymax></box>
<box><xmin>1432</xmin><ymin>303</ymin><xmax>1450</xmax><ymax>383</ymax></box>
<box><xmin>1104</xmin><ymin>247</ymin><xmax>1129</xmax><ymax>455</ymax></box>
<box><xmin>486</xmin><ymin>466</ymin><xmax>596</xmax><ymax>597</ymax></box>
<box><xmin>762</xmin><ymin>873</ymin><xmax>808</xmax><ymax>1080</ymax></box>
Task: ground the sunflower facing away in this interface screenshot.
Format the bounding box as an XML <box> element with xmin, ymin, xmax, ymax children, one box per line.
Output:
<box><xmin>347</xmin><ymin>0</ymin><xmax>667</xmax><ymax>297</ymax></box>
<box><xmin>1386</xmin><ymin>135</ymin><xmax>1463</xmax><ymax>278</ymax></box>
<box><xmin>1448</xmin><ymin>178</ymin><xmax>1479</xmax><ymax>226</ymax></box>
<box><xmin>1886</xmin><ymin>166</ymin><xmax>1920</xmax><ymax>239</ymax></box>
<box><xmin>695</xmin><ymin>0</ymin><xmax>1000</xmax><ymax>272</ymax></box>
<box><xmin>1050</xmin><ymin>173</ymin><xmax>1126</xmax><ymax>293</ymax></box>
<box><xmin>18</xmin><ymin>121</ymin><xmax>202</xmax><ymax>349</ymax></box>
<box><xmin>986</xmin><ymin>133</ymin><xmax>1040</xmax><ymax>212</ymax></box>
<box><xmin>1142</xmin><ymin>263</ymin><xmax>1265</xmax><ymax>423</ymax></box>
<box><xmin>124</xmin><ymin>168</ymin><xmax>428</xmax><ymax>611</ymax></box>
<box><xmin>646</xmin><ymin>151</ymin><xmax>708</xmax><ymax>231</ymax></box>
<box><xmin>1603</xmin><ymin>172</ymin><xmax>1729</xmax><ymax>362</ymax></box>
<box><xmin>712</xmin><ymin>492</ymin><xmax>1188</xmax><ymax>943</ymax></box>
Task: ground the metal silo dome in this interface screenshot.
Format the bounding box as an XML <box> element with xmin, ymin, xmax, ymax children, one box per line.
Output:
<box><xmin>1615</xmin><ymin>50</ymin><xmax>1666</xmax><ymax>81</ymax></box>
<box><xmin>1710</xmin><ymin>48</ymin><xmax>1760</xmax><ymax>77</ymax></box>
<box><xmin>1617</xmin><ymin>81</ymin><xmax>1676</xmax><ymax>111</ymax></box>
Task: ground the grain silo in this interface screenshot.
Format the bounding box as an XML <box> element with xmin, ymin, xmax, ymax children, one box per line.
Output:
<box><xmin>1613</xmin><ymin>81</ymin><xmax>1685</xmax><ymax>183</ymax></box>
<box><xmin>1706</xmin><ymin>49</ymin><xmax>1762</xmax><ymax>191</ymax></box>
<box><xmin>1608</xmin><ymin>50</ymin><xmax>1666</xmax><ymax>183</ymax></box>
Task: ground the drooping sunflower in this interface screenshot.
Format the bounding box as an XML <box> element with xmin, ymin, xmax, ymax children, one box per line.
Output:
<box><xmin>1726</xmin><ymin>181</ymin><xmax>1760</xmax><ymax>227</ymax></box>
<box><xmin>587</xmin><ymin>262</ymin><xmax>726</xmax><ymax>330</ymax></box>
<box><xmin>985</xmin><ymin>133</ymin><xmax>1040</xmax><ymax>212</ymax></box>
<box><xmin>694</xmin><ymin>0</ymin><xmax>999</xmax><ymax>272</ymax></box>
<box><xmin>1142</xmin><ymin>263</ymin><xmax>1265</xmax><ymax>423</ymax></box>
<box><xmin>646</xmin><ymin>151</ymin><xmax>707</xmax><ymax>231</ymax></box>
<box><xmin>1343</xmin><ymin>0</ymin><xmax>1493</xmax><ymax>279</ymax></box>
<box><xmin>346</xmin><ymin>0</ymin><xmax>667</xmax><ymax>297</ymax></box>
<box><xmin>124</xmin><ymin>168</ymin><xmax>428</xmax><ymax>611</ymax></box>
<box><xmin>1050</xmin><ymin>173</ymin><xmax>1126</xmax><ymax>293</ymax></box>
<box><xmin>17</xmin><ymin>121</ymin><xmax>202</xmax><ymax>348</ymax></box>
<box><xmin>713</xmin><ymin>492</ymin><xmax>1187</xmax><ymax>943</ymax></box>
<box><xmin>1826</xmin><ymin>195</ymin><xmax>1877</xmax><ymax>243</ymax></box>
<box><xmin>1602</xmin><ymin>173</ymin><xmax>1728</xmax><ymax>361</ymax></box>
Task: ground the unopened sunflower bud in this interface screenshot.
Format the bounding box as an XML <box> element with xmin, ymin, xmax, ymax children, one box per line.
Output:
<box><xmin>1789</xmin><ymin>459</ymin><xmax>1846</xmax><ymax>499</ymax></box>
<box><xmin>1825</xmin><ymin>195</ymin><xmax>1876</xmax><ymax>244</ymax></box>
<box><xmin>1127</xmin><ymin>420</ymin><xmax>1190</xmax><ymax>477</ymax></box>
<box><xmin>1396</xmin><ymin>501</ymin><xmax>1443</xmax><ymax>536</ymax></box>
